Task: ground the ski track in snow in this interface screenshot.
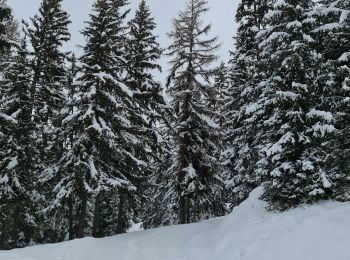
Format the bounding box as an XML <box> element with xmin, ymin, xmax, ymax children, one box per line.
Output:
<box><xmin>1</xmin><ymin>187</ymin><xmax>350</xmax><ymax>260</ymax></box>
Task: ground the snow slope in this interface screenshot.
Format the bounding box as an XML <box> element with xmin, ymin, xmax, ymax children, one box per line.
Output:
<box><xmin>2</xmin><ymin>187</ymin><xmax>350</xmax><ymax>260</ymax></box>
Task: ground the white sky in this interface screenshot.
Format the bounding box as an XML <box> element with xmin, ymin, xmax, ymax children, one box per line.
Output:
<box><xmin>7</xmin><ymin>0</ymin><xmax>239</xmax><ymax>81</ymax></box>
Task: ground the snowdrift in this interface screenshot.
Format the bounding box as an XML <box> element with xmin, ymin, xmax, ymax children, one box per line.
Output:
<box><xmin>1</xmin><ymin>187</ymin><xmax>350</xmax><ymax>260</ymax></box>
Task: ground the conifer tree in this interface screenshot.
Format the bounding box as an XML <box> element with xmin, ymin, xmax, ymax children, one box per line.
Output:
<box><xmin>24</xmin><ymin>0</ymin><xmax>71</xmax><ymax>167</ymax></box>
<box><xmin>22</xmin><ymin>0</ymin><xmax>71</xmax><ymax>242</ymax></box>
<box><xmin>256</xmin><ymin>0</ymin><xmax>335</xmax><ymax>210</ymax></box>
<box><xmin>127</xmin><ymin>0</ymin><xmax>165</xmax><ymax>133</ymax></box>
<box><xmin>126</xmin><ymin>0</ymin><xmax>170</xmax><ymax>224</ymax></box>
<box><xmin>0</xmin><ymin>38</ymin><xmax>39</xmax><ymax>249</ymax></box>
<box><xmin>0</xmin><ymin>0</ymin><xmax>18</xmax><ymax>60</ymax></box>
<box><xmin>0</xmin><ymin>0</ymin><xmax>18</xmax><ymax>41</ymax></box>
<box><xmin>0</xmin><ymin>0</ymin><xmax>11</xmax><ymax>53</ymax></box>
<box><xmin>223</xmin><ymin>0</ymin><xmax>269</xmax><ymax>207</ymax></box>
<box><xmin>46</xmin><ymin>0</ymin><xmax>140</xmax><ymax>238</ymax></box>
<box><xmin>310</xmin><ymin>0</ymin><xmax>350</xmax><ymax>200</ymax></box>
<box><xmin>212</xmin><ymin>62</ymin><xmax>229</xmax><ymax>128</ymax></box>
<box><xmin>165</xmin><ymin>0</ymin><xmax>224</xmax><ymax>224</ymax></box>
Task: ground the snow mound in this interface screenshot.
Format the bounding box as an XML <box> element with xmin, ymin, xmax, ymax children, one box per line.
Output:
<box><xmin>1</xmin><ymin>187</ymin><xmax>350</xmax><ymax>260</ymax></box>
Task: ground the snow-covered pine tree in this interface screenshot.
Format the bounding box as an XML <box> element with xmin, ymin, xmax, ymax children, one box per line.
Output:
<box><xmin>0</xmin><ymin>0</ymin><xmax>18</xmax><ymax>41</ymax></box>
<box><xmin>223</xmin><ymin>0</ymin><xmax>269</xmax><ymax>208</ymax></box>
<box><xmin>95</xmin><ymin>0</ymin><xmax>144</xmax><ymax>236</ymax></box>
<box><xmin>0</xmin><ymin>38</ymin><xmax>40</xmax><ymax>249</ymax></box>
<box><xmin>142</xmin><ymin>133</ymin><xmax>174</xmax><ymax>228</ymax></box>
<box><xmin>0</xmin><ymin>0</ymin><xmax>18</xmax><ymax>60</ymax></box>
<box><xmin>209</xmin><ymin>62</ymin><xmax>231</xmax><ymax>213</ymax></box>
<box><xmin>23</xmin><ymin>0</ymin><xmax>71</xmax><ymax>242</ymax></box>
<box><xmin>46</xmin><ymin>0</ymin><xmax>140</xmax><ymax>238</ymax></box>
<box><xmin>51</xmin><ymin>53</ymin><xmax>79</xmax><ymax>241</ymax></box>
<box><xmin>109</xmin><ymin>0</ymin><xmax>129</xmax><ymax>66</ymax></box>
<box><xmin>126</xmin><ymin>0</ymin><xmax>172</xmax><ymax>226</ymax></box>
<box><xmin>127</xmin><ymin>0</ymin><xmax>162</xmax><ymax>94</ymax></box>
<box><xmin>92</xmin><ymin>0</ymin><xmax>147</xmax><ymax>237</ymax></box>
<box><xmin>212</xmin><ymin>62</ymin><xmax>229</xmax><ymax>128</ymax></box>
<box><xmin>0</xmin><ymin>0</ymin><xmax>11</xmax><ymax>53</ymax></box>
<box><xmin>25</xmin><ymin>0</ymin><xmax>71</xmax><ymax>159</ymax></box>
<box><xmin>310</xmin><ymin>0</ymin><xmax>350</xmax><ymax>200</ymax></box>
<box><xmin>44</xmin><ymin>54</ymin><xmax>80</xmax><ymax>242</ymax></box>
<box><xmin>165</xmin><ymin>0</ymin><xmax>224</xmax><ymax>224</ymax></box>
<box><xmin>127</xmin><ymin>0</ymin><xmax>165</xmax><ymax>147</ymax></box>
<box><xmin>257</xmin><ymin>0</ymin><xmax>335</xmax><ymax>210</ymax></box>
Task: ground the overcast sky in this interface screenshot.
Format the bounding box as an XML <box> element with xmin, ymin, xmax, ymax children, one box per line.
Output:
<box><xmin>7</xmin><ymin>0</ymin><xmax>238</xmax><ymax>81</ymax></box>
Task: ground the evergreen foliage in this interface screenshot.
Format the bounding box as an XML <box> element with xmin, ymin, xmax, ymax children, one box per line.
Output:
<box><xmin>22</xmin><ymin>0</ymin><xmax>72</xmax><ymax>243</ymax></box>
<box><xmin>310</xmin><ymin>0</ymin><xmax>350</xmax><ymax>201</ymax></box>
<box><xmin>47</xmin><ymin>0</ymin><xmax>138</xmax><ymax>238</ymax></box>
<box><xmin>165</xmin><ymin>0</ymin><xmax>225</xmax><ymax>224</ymax></box>
<box><xmin>0</xmin><ymin>38</ymin><xmax>39</xmax><ymax>249</ymax></box>
<box><xmin>1</xmin><ymin>0</ymin><xmax>350</xmax><ymax>251</ymax></box>
<box><xmin>0</xmin><ymin>0</ymin><xmax>11</xmax><ymax>53</ymax></box>
<box><xmin>126</xmin><ymin>0</ymin><xmax>171</xmax><ymax>228</ymax></box>
<box><xmin>223</xmin><ymin>0</ymin><xmax>269</xmax><ymax>207</ymax></box>
<box><xmin>256</xmin><ymin>0</ymin><xmax>335</xmax><ymax>210</ymax></box>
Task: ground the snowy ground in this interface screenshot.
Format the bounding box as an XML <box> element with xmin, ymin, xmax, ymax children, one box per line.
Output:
<box><xmin>1</xmin><ymin>187</ymin><xmax>350</xmax><ymax>260</ymax></box>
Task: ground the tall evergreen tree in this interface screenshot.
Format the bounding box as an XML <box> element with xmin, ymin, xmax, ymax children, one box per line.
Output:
<box><xmin>256</xmin><ymin>0</ymin><xmax>335</xmax><ymax>210</ymax></box>
<box><xmin>0</xmin><ymin>38</ymin><xmax>40</xmax><ymax>249</ymax></box>
<box><xmin>46</xmin><ymin>0</ymin><xmax>140</xmax><ymax>238</ymax></box>
<box><xmin>310</xmin><ymin>0</ymin><xmax>350</xmax><ymax>200</ymax></box>
<box><xmin>165</xmin><ymin>0</ymin><xmax>224</xmax><ymax>224</ymax></box>
<box><xmin>23</xmin><ymin>0</ymin><xmax>71</xmax><ymax>242</ymax></box>
<box><xmin>127</xmin><ymin>0</ymin><xmax>165</xmax><ymax>131</ymax></box>
<box><xmin>24</xmin><ymin>0</ymin><xmax>71</xmax><ymax>165</ymax></box>
<box><xmin>126</xmin><ymin>0</ymin><xmax>171</xmax><ymax>226</ymax></box>
<box><xmin>223</xmin><ymin>0</ymin><xmax>269</xmax><ymax>207</ymax></box>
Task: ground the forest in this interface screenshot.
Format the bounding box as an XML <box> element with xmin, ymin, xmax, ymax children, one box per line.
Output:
<box><xmin>0</xmin><ymin>0</ymin><xmax>349</xmax><ymax>251</ymax></box>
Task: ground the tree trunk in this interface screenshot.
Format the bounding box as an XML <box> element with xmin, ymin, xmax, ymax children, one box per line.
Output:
<box><xmin>77</xmin><ymin>192</ymin><xmax>87</xmax><ymax>239</ymax></box>
<box><xmin>68</xmin><ymin>196</ymin><xmax>74</xmax><ymax>240</ymax></box>
<box><xmin>11</xmin><ymin>203</ymin><xmax>20</xmax><ymax>248</ymax></box>
<box><xmin>178</xmin><ymin>142</ymin><xmax>188</xmax><ymax>224</ymax></box>
<box><xmin>116</xmin><ymin>190</ymin><xmax>126</xmax><ymax>234</ymax></box>
<box><xmin>178</xmin><ymin>195</ymin><xmax>186</xmax><ymax>224</ymax></box>
<box><xmin>92</xmin><ymin>193</ymin><xmax>101</xmax><ymax>238</ymax></box>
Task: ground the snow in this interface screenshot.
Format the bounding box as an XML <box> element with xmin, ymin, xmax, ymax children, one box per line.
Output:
<box><xmin>286</xmin><ymin>21</ymin><xmax>302</xmax><ymax>29</ymax></box>
<box><xmin>259</xmin><ymin>32</ymin><xmax>290</xmax><ymax>48</ymax></box>
<box><xmin>340</xmin><ymin>10</ymin><xmax>349</xmax><ymax>24</ymax></box>
<box><xmin>312</xmin><ymin>123</ymin><xmax>335</xmax><ymax>137</ymax></box>
<box><xmin>245</xmin><ymin>102</ymin><xmax>259</xmax><ymax>114</ymax></box>
<box><xmin>307</xmin><ymin>109</ymin><xmax>333</xmax><ymax>122</ymax></box>
<box><xmin>195</xmin><ymin>111</ymin><xmax>219</xmax><ymax>128</ymax></box>
<box><xmin>321</xmin><ymin>172</ymin><xmax>332</xmax><ymax>189</ymax></box>
<box><xmin>312</xmin><ymin>23</ymin><xmax>341</xmax><ymax>33</ymax></box>
<box><xmin>88</xmin><ymin>157</ymin><xmax>98</xmax><ymax>178</ymax></box>
<box><xmin>6</xmin><ymin>156</ymin><xmax>18</xmax><ymax>170</ymax></box>
<box><xmin>87</xmin><ymin>116</ymin><xmax>102</xmax><ymax>133</ymax></box>
<box><xmin>339</xmin><ymin>52</ymin><xmax>350</xmax><ymax>62</ymax></box>
<box><xmin>92</xmin><ymin>72</ymin><xmax>133</xmax><ymax>97</ymax></box>
<box><xmin>276</xmin><ymin>90</ymin><xmax>300</xmax><ymax>101</ymax></box>
<box><xmin>0</xmin><ymin>112</ymin><xmax>18</xmax><ymax>124</ymax></box>
<box><xmin>302</xmin><ymin>33</ymin><xmax>315</xmax><ymax>43</ymax></box>
<box><xmin>274</xmin><ymin>0</ymin><xmax>292</xmax><ymax>9</ymax></box>
<box><xmin>2</xmin><ymin>187</ymin><xmax>350</xmax><ymax>260</ymax></box>
<box><xmin>183</xmin><ymin>163</ymin><xmax>196</xmax><ymax>178</ymax></box>
<box><xmin>123</xmin><ymin>150</ymin><xmax>147</xmax><ymax>167</ymax></box>
<box><xmin>292</xmin><ymin>82</ymin><xmax>308</xmax><ymax>91</ymax></box>
<box><xmin>0</xmin><ymin>174</ymin><xmax>9</xmax><ymax>184</ymax></box>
